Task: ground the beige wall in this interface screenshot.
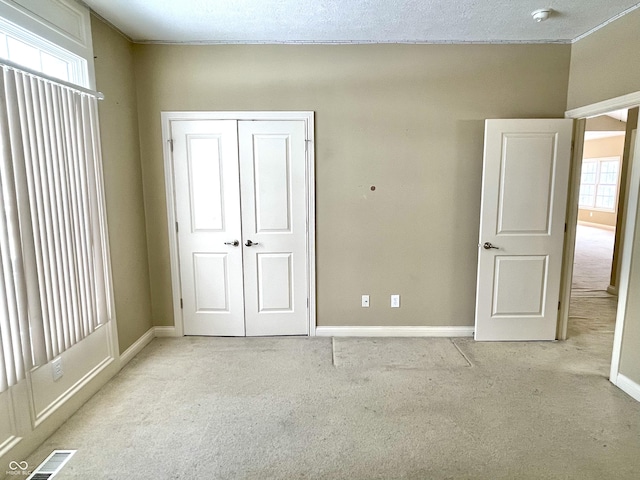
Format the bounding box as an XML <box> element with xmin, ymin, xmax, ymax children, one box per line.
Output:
<box><xmin>132</xmin><ymin>43</ymin><xmax>571</xmax><ymax>328</ymax></box>
<box><xmin>92</xmin><ymin>16</ymin><xmax>153</xmax><ymax>352</ymax></box>
<box><xmin>567</xmin><ymin>8</ymin><xmax>640</xmax><ymax>110</ymax></box>
<box><xmin>585</xmin><ymin>115</ymin><xmax>626</xmax><ymax>132</ymax></box>
<box><xmin>578</xmin><ymin>134</ymin><xmax>625</xmax><ymax>227</ymax></box>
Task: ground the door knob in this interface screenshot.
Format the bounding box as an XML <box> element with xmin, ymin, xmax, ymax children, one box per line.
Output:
<box><xmin>482</xmin><ymin>242</ymin><xmax>499</xmax><ymax>250</ymax></box>
<box><xmin>245</xmin><ymin>240</ymin><xmax>259</xmax><ymax>247</ymax></box>
<box><xmin>224</xmin><ymin>240</ymin><xmax>239</xmax><ymax>247</ymax></box>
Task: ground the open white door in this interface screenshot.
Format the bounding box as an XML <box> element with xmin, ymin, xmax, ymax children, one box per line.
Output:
<box><xmin>475</xmin><ymin>119</ymin><xmax>573</xmax><ymax>341</ymax></box>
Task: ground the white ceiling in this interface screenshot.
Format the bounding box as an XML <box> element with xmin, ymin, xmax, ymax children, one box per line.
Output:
<box><xmin>82</xmin><ymin>0</ymin><xmax>640</xmax><ymax>44</ymax></box>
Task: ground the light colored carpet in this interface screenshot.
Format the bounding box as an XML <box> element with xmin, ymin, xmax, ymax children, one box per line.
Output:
<box><xmin>24</xmin><ymin>299</ymin><xmax>640</xmax><ymax>479</ymax></box>
<box><xmin>571</xmin><ymin>224</ymin><xmax>615</xmax><ymax>297</ymax></box>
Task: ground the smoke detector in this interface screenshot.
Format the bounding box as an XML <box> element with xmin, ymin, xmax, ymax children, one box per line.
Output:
<box><xmin>532</xmin><ymin>8</ymin><xmax>552</xmax><ymax>22</ymax></box>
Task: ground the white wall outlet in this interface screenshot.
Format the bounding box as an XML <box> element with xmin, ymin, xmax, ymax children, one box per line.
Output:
<box><xmin>391</xmin><ymin>294</ymin><xmax>400</xmax><ymax>308</ymax></box>
<box><xmin>52</xmin><ymin>357</ymin><xmax>63</xmax><ymax>381</ymax></box>
<box><xmin>362</xmin><ymin>295</ymin><xmax>370</xmax><ymax>307</ymax></box>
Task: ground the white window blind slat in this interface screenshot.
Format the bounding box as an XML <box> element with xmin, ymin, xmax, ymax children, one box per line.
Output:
<box><xmin>87</xmin><ymin>98</ymin><xmax>108</xmax><ymax>327</ymax></box>
<box><xmin>14</xmin><ymin>73</ymin><xmax>48</xmax><ymax>366</ymax></box>
<box><xmin>6</xmin><ymin>70</ymin><xmax>46</xmax><ymax>366</ymax></box>
<box><xmin>26</xmin><ymin>75</ymin><xmax>57</xmax><ymax>359</ymax></box>
<box><xmin>0</xmin><ymin>70</ymin><xmax>30</xmax><ymax>391</ymax></box>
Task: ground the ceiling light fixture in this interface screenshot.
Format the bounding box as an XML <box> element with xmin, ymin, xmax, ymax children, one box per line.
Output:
<box><xmin>531</xmin><ymin>8</ymin><xmax>552</xmax><ymax>22</ymax></box>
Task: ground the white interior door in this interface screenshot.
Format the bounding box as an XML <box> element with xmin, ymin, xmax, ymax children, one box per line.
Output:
<box><xmin>475</xmin><ymin>119</ymin><xmax>573</xmax><ymax>341</ymax></box>
<box><xmin>239</xmin><ymin>121</ymin><xmax>309</xmax><ymax>336</ymax></box>
<box><xmin>173</xmin><ymin>120</ymin><xmax>246</xmax><ymax>336</ymax></box>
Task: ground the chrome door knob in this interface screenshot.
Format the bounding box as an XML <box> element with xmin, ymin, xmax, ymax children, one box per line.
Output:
<box><xmin>482</xmin><ymin>242</ymin><xmax>499</xmax><ymax>250</ymax></box>
<box><xmin>245</xmin><ymin>240</ymin><xmax>259</xmax><ymax>247</ymax></box>
<box><xmin>224</xmin><ymin>240</ymin><xmax>239</xmax><ymax>247</ymax></box>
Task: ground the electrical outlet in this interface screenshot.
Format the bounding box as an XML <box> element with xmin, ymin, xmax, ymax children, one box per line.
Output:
<box><xmin>52</xmin><ymin>357</ymin><xmax>63</xmax><ymax>381</ymax></box>
<box><xmin>391</xmin><ymin>294</ymin><xmax>400</xmax><ymax>308</ymax></box>
<box><xmin>362</xmin><ymin>295</ymin><xmax>370</xmax><ymax>307</ymax></box>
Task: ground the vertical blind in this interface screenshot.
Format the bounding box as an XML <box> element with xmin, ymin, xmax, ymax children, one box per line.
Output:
<box><xmin>0</xmin><ymin>65</ymin><xmax>109</xmax><ymax>393</ymax></box>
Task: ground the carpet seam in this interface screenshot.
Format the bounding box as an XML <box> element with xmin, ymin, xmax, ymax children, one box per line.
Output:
<box><xmin>450</xmin><ymin>338</ymin><xmax>473</xmax><ymax>367</ymax></box>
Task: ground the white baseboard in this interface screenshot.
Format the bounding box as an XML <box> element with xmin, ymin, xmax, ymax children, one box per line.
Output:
<box><xmin>154</xmin><ymin>326</ymin><xmax>179</xmax><ymax>337</ymax></box>
<box><xmin>119</xmin><ymin>328</ymin><xmax>155</xmax><ymax>366</ymax></box>
<box><xmin>614</xmin><ymin>373</ymin><xmax>640</xmax><ymax>403</ymax></box>
<box><xmin>577</xmin><ymin>220</ymin><xmax>616</xmax><ymax>231</ymax></box>
<box><xmin>315</xmin><ymin>326</ymin><xmax>474</xmax><ymax>337</ymax></box>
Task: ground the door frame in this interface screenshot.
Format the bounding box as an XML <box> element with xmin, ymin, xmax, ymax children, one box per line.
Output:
<box><xmin>161</xmin><ymin>111</ymin><xmax>316</xmax><ymax>337</ymax></box>
<box><xmin>560</xmin><ymin>92</ymin><xmax>640</xmax><ymax>383</ymax></box>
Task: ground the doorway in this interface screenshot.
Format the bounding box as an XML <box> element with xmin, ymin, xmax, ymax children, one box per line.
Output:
<box><xmin>162</xmin><ymin>112</ymin><xmax>316</xmax><ymax>337</ymax></box>
<box><xmin>567</xmin><ymin>110</ymin><xmax>629</xmax><ymax>355</ymax></box>
<box><xmin>561</xmin><ymin>100</ymin><xmax>640</xmax><ymax>400</ymax></box>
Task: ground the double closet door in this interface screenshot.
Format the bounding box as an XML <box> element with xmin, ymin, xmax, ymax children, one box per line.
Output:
<box><xmin>172</xmin><ymin>119</ymin><xmax>308</xmax><ymax>336</ymax></box>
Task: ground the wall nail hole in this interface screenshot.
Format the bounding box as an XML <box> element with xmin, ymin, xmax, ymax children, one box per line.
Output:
<box><xmin>370</xmin><ymin>186</ymin><xmax>376</xmax><ymax>191</ymax></box>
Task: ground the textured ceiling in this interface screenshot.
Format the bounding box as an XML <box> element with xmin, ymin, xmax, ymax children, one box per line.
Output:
<box><xmin>82</xmin><ymin>0</ymin><xmax>640</xmax><ymax>44</ymax></box>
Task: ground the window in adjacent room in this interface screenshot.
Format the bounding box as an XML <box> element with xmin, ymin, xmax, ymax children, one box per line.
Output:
<box><xmin>578</xmin><ymin>157</ymin><xmax>621</xmax><ymax>212</ymax></box>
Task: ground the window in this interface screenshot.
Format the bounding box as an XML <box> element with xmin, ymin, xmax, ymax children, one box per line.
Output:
<box><xmin>0</xmin><ymin>17</ymin><xmax>88</xmax><ymax>87</ymax></box>
<box><xmin>0</xmin><ymin>23</ymin><xmax>107</xmax><ymax>393</ymax></box>
<box><xmin>578</xmin><ymin>157</ymin><xmax>620</xmax><ymax>212</ymax></box>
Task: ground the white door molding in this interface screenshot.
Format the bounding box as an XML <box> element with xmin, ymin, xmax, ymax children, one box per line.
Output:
<box><xmin>161</xmin><ymin>111</ymin><xmax>316</xmax><ymax>337</ymax></box>
<box><xmin>556</xmin><ymin>118</ymin><xmax>585</xmax><ymax>340</ymax></box>
<box><xmin>565</xmin><ymin>91</ymin><xmax>640</xmax><ymax>120</ymax></box>
<box><xmin>609</xmin><ymin>130</ymin><xmax>638</xmax><ymax>385</ymax></box>
<box><xmin>558</xmin><ymin>92</ymin><xmax>640</xmax><ymax>341</ymax></box>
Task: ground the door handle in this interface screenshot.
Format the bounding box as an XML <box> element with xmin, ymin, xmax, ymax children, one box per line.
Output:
<box><xmin>245</xmin><ymin>240</ymin><xmax>259</xmax><ymax>247</ymax></box>
<box><xmin>482</xmin><ymin>242</ymin><xmax>499</xmax><ymax>250</ymax></box>
<box><xmin>224</xmin><ymin>240</ymin><xmax>239</xmax><ymax>247</ymax></box>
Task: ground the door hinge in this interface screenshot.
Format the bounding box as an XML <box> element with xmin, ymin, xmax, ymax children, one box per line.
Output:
<box><xmin>180</xmin><ymin>298</ymin><xmax>183</xmax><ymax>309</ymax></box>
<box><xmin>168</xmin><ymin>139</ymin><xmax>174</xmax><ymax>152</ymax></box>
<box><xmin>175</xmin><ymin>221</ymin><xmax>179</xmax><ymax>233</ymax></box>
<box><xmin>564</xmin><ymin>223</ymin><xmax>567</xmax><ymax>233</ymax></box>
<box><xmin>558</xmin><ymin>301</ymin><xmax>561</xmax><ymax>311</ymax></box>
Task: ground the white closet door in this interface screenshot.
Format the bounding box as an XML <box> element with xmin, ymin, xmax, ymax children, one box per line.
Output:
<box><xmin>239</xmin><ymin>121</ymin><xmax>308</xmax><ymax>336</ymax></box>
<box><xmin>173</xmin><ymin>120</ymin><xmax>245</xmax><ymax>336</ymax></box>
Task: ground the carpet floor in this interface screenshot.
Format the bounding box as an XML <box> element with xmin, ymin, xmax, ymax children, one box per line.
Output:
<box><xmin>25</xmin><ymin>297</ymin><xmax>640</xmax><ymax>479</ymax></box>
<box><xmin>571</xmin><ymin>224</ymin><xmax>615</xmax><ymax>297</ymax></box>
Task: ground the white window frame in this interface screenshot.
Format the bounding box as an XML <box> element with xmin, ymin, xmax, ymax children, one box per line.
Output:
<box><xmin>0</xmin><ymin>15</ymin><xmax>88</xmax><ymax>87</ymax></box>
<box><xmin>0</xmin><ymin>0</ymin><xmax>95</xmax><ymax>89</ymax></box>
<box><xmin>578</xmin><ymin>156</ymin><xmax>621</xmax><ymax>212</ymax></box>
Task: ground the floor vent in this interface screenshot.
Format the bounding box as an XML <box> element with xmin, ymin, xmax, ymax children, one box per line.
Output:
<box><xmin>26</xmin><ymin>450</ymin><xmax>76</xmax><ymax>480</ymax></box>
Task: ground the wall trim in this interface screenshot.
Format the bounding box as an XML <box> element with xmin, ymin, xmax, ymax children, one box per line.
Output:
<box><xmin>119</xmin><ymin>328</ymin><xmax>155</xmax><ymax>366</ymax></box>
<box><xmin>565</xmin><ymin>91</ymin><xmax>640</xmax><ymax>119</ymax></box>
<box><xmin>32</xmin><ymin>356</ymin><xmax>114</xmax><ymax>428</ymax></box>
<box><xmin>577</xmin><ymin>220</ymin><xmax>616</xmax><ymax>231</ymax></box>
<box><xmin>315</xmin><ymin>326</ymin><xmax>474</xmax><ymax>337</ymax></box>
<box><xmin>571</xmin><ymin>4</ymin><xmax>640</xmax><ymax>44</ymax></box>
<box><xmin>614</xmin><ymin>373</ymin><xmax>640</xmax><ymax>403</ymax></box>
<box><xmin>153</xmin><ymin>326</ymin><xmax>179</xmax><ymax>337</ymax></box>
